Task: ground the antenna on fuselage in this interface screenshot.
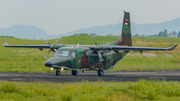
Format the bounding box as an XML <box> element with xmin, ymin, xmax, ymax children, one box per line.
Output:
<box><xmin>77</xmin><ymin>43</ymin><xmax>79</xmax><ymax>47</ymax></box>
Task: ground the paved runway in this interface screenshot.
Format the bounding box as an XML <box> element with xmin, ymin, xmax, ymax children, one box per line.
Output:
<box><xmin>0</xmin><ymin>70</ymin><xmax>180</xmax><ymax>82</ymax></box>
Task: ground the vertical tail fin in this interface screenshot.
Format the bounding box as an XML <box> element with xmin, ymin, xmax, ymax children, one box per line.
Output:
<box><xmin>116</xmin><ymin>11</ymin><xmax>132</xmax><ymax>46</ymax></box>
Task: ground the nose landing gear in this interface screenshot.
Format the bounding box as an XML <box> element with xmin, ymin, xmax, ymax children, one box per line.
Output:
<box><xmin>56</xmin><ymin>70</ymin><xmax>60</xmax><ymax>76</ymax></box>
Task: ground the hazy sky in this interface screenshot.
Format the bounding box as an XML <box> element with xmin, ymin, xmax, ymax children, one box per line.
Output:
<box><xmin>0</xmin><ymin>0</ymin><xmax>180</xmax><ymax>35</ymax></box>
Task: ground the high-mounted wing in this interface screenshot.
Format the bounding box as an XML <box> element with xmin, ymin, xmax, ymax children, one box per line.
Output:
<box><xmin>3</xmin><ymin>41</ymin><xmax>95</xmax><ymax>50</ymax></box>
<box><xmin>112</xmin><ymin>45</ymin><xmax>177</xmax><ymax>51</ymax></box>
<box><xmin>3</xmin><ymin>41</ymin><xmax>177</xmax><ymax>51</ymax></box>
<box><xmin>94</xmin><ymin>45</ymin><xmax>177</xmax><ymax>51</ymax></box>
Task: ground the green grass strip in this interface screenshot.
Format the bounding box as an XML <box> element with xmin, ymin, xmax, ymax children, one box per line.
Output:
<box><xmin>0</xmin><ymin>79</ymin><xmax>180</xmax><ymax>101</ymax></box>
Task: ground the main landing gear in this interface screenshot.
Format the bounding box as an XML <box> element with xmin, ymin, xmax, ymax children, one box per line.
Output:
<box><xmin>55</xmin><ymin>69</ymin><xmax>103</xmax><ymax>76</ymax></box>
<box><xmin>71</xmin><ymin>70</ymin><xmax>77</xmax><ymax>76</ymax></box>
<box><xmin>97</xmin><ymin>69</ymin><xmax>104</xmax><ymax>76</ymax></box>
<box><xmin>56</xmin><ymin>70</ymin><xmax>60</xmax><ymax>76</ymax></box>
<box><xmin>55</xmin><ymin>69</ymin><xmax>77</xmax><ymax>76</ymax></box>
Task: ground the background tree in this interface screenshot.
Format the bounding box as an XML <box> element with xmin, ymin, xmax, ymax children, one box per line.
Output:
<box><xmin>158</xmin><ymin>31</ymin><xmax>168</xmax><ymax>37</ymax></box>
<box><xmin>134</xmin><ymin>34</ymin><xmax>139</xmax><ymax>36</ymax></box>
<box><xmin>164</xmin><ymin>29</ymin><xmax>167</xmax><ymax>34</ymax></box>
<box><xmin>178</xmin><ymin>31</ymin><xmax>180</xmax><ymax>37</ymax></box>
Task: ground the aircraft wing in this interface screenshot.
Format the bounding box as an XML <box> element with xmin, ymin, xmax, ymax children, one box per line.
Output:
<box><xmin>105</xmin><ymin>45</ymin><xmax>177</xmax><ymax>51</ymax></box>
<box><xmin>91</xmin><ymin>44</ymin><xmax>177</xmax><ymax>51</ymax></box>
<box><xmin>3</xmin><ymin>41</ymin><xmax>177</xmax><ymax>51</ymax></box>
<box><xmin>3</xmin><ymin>41</ymin><xmax>95</xmax><ymax>50</ymax></box>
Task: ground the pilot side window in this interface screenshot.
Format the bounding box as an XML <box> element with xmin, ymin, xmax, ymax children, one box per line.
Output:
<box><xmin>72</xmin><ymin>52</ymin><xmax>75</xmax><ymax>58</ymax></box>
<box><xmin>68</xmin><ymin>52</ymin><xmax>72</xmax><ymax>57</ymax></box>
<box><xmin>68</xmin><ymin>51</ymin><xmax>76</xmax><ymax>58</ymax></box>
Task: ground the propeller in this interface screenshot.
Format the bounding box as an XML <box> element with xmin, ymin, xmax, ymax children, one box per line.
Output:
<box><xmin>44</xmin><ymin>38</ymin><xmax>60</xmax><ymax>59</ymax></box>
<box><xmin>44</xmin><ymin>49</ymin><xmax>52</xmax><ymax>59</ymax></box>
<box><xmin>44</xmin><ymin>39</ymin><xmax>51</xmax><ymax>46</ymax></box>
<box><xmin>92</xmin><ymin>36</ymin><xmax>104</xmax><ymax>63</ymax></box>
<box><xmin>54</xmin><ymin>38</ymin><xmax>60</xmax><ymax>45</ymax></box>
<box><xmin>98</xmin><ymin>51</ymin><xmax>103</xmax><ymax>62</ymax></box>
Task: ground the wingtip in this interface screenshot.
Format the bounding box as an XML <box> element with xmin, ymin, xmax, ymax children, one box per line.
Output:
<box><xmin>167</xmin><ymin>44</ymin><xmax>177</xmax><ymax>50</ymax></box>
<box><xmin>173</xmin><ymin>44</ymin><xmax>178</xmax><ymax>48</ymax></box>
<box><xmin>3</xmin><ymin>41</ymin><xmax>8</xmax><ymax>46</ymax></box>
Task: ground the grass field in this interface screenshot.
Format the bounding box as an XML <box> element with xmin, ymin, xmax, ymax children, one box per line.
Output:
<box><xmin>0</xmin><ymin>79</ymin><xmax>180</xmax><ymax>101</ymax></box>
<box><xmin>0</xmin><ymin>34</ymin><xmax>180</xmax><ymax>73</ymax></box>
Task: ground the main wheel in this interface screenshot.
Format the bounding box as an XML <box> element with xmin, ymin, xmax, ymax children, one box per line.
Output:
<box><xmin>71</xmin><ymin>70</ymin><xmax>77</xmax><ymax>76</ymax></box>
<box><xmin>97</xmin><ymin>69</ymin><xmax>104</xmax><ymax>76</ymax></box>
<box><xmin>56</xmin><ymin>70</ymin><xmax>60</xmax><ymax>76</ymax></box>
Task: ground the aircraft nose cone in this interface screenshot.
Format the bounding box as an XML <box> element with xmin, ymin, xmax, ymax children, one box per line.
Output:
<box><xmin>45</xmin><ymin>62</ymin><xmax>52</xmax><ymax>67</ymax></box>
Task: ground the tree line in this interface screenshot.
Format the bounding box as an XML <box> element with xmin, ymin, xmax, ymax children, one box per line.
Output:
<box><xmin>135</xmin><ymin>29</ymin><xmax>180</xmax><ymax>37</ymax></box>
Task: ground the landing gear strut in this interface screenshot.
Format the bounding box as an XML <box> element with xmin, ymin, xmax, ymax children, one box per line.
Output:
<box><xmin>56</xmin><ymin>70</ymin><xmax>60</xmax><ymax>76</ymax></box>
<box><xmin>71</xmin><ymin>70</ymin><xmax>77</xmax><ymax>76</ymax></box>
<box><xmin>97</xmin><ymin>69</ymin><xmax>104</xmax><ymax>76</ymax></box>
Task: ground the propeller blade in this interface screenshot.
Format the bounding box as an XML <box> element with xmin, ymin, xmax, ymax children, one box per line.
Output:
<box><xmin>44</xmin><ymin>49</ymin><xmax>51</xmax><ymax>59</ymax></box>
<box><xmin>98</xmin><ymin>51</ymin><xmax>103</xmax><ymax>62</ymax></box>
<box><xmin>54</xmin><ymin>38</ymin><xmax>60</xmax><ymax>45</ymax></box>
<box><xmin>92</xmin><ymin>36</ymin><xmax>97</xmax><ymax>46</ymax></box>
<box><xmin>43</xmin><ymin>39</ymin><xmax>51</xmax><ymax>46</ymax></box>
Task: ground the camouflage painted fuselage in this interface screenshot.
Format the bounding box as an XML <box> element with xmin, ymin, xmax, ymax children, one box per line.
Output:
<box><xmin>46</xmin><ymin>47</ymin><xmax>127</xmax><ymax>70</ymax></box>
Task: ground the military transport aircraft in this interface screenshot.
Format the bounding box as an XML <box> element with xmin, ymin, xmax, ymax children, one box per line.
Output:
<box><xmin>3</xmin><ymin>11</ymin><xmax>177</xmax><ymax>76</ymax></box>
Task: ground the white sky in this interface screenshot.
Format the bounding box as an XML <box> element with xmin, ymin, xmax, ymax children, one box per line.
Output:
<box><xmin>0</xmin><ymin>0</ymin><xmax>180</xmax><ymax>35</ymax></box>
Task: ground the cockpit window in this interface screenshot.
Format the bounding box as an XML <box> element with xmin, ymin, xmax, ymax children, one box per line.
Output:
<box><xmin>62</xmin><ymin>51</ymin><xmax>69</xmax><ymax>56</ymax></box>
<box><xmin>54</xmin><ymin>51</ymin><xmax>76</xmax><ymax>58</ymax></box>
<box><xmin>54</xmin><ymin>51</ymin><xmax>69</xmax><ymax>57</ymax></box>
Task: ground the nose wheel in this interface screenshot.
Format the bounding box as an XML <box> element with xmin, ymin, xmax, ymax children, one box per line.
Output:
<box><xmin>97</xmin><ymin>69</ymin><xmax>104</xmax><ymax>76</ymax></box>
<box><xmin>71</xmin><ymin>70</ymin><xmax>77</xmax><ymax>76</ymax></box>
<box><xmin>56</xmin><ymin>70</ymin><xmax>60</xmax><ymax>76</ymax></box>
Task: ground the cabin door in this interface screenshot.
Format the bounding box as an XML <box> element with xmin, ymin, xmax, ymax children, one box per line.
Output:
<box><xmin>74</xmin><ymin>51</ymin><xmax>84</xmax><ymax>69</ymax></box>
